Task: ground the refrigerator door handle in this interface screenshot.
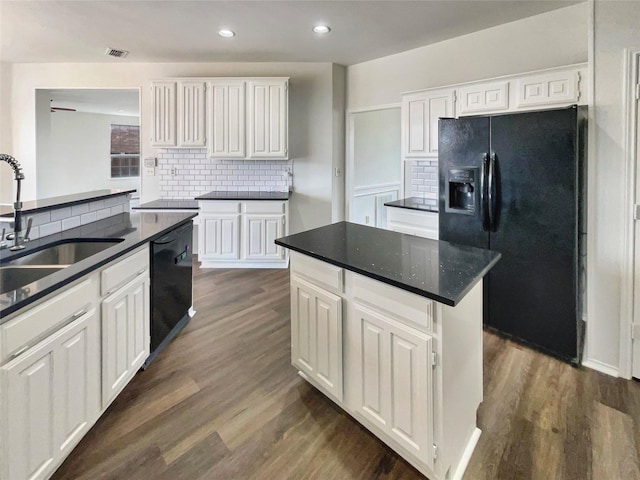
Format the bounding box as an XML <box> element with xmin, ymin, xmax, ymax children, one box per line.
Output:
<box><xmin>488</xmin><ymin>153</ymin><xmax>496</xmax><ymax>231</ymax></box>
<box><xmin>481</xmin><ymin>153</ymin><xmax>489</xmax><ymax>231</ymax></box>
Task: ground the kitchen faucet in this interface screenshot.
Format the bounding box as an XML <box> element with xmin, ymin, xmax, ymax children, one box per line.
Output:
<box><xmin>0</xmin><ymin>154</ymin><xmax>31</xmax><ymax>250</ymax></box>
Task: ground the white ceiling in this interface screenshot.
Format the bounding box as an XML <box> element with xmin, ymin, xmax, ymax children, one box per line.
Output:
<box><xmin>1</xmin><ymin>0</ymin><xmax>580</xmax><ymax>66</ymax></box>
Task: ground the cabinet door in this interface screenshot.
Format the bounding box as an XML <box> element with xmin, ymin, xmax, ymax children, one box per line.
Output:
<box><xmin>248</xmin><ymin>79</ymin><xmax>288</xmax><ymax>159</ymax></box>
<box><xmin>200</xmin><ymin>214</ymin><xmax>240</xmax><ymax>260</ymax></box>
<box><xmin>243</xmin><ymin>214</ymin><xmax>284</xmax><ymax>260</ymax></box>
<box><xmin>457</xmin><ymin>81</ymin><xmax>509</xmax><ymax>115</ymax></box>
<box><xmin>402</xmin><ymin>88</ymin><xmax>455</xmax><ymax>159</ymax></box>
<box><xmin>351</xmin><ymin>303</ymin><xmax>434</xmax><ymax>467</ymax></box>
<box><xmin>291</xmin><ymin>277</ymin><xmax>343</xmax><ymax>402</ymax></box>
<box><xmin>101</xmin><ymin>274</ymin><xmax>150</xmax><ymax>408</ymax></box>
<box><xmin>178</xmin><ymin>81</ymin><xmax>206</xmax><ymax>147</ymax></box>
<box><xmin>515</xmin><ymin>70</ymin><xmax>580</xmax><ymax>109</ymax></box>
<box><xmin>1</xmin><ymin>311</ymin><xmax>100</xmax><ymax>480</ymax></box>
<box><xmin>208</xmin><ymin>81</ymin><xmax>246</xmax><ymax>158</ymax></box>
<box><xmin>151</xmin><ymin>81</ymin><xmax>177</xmax><ymax>147</ymax></box>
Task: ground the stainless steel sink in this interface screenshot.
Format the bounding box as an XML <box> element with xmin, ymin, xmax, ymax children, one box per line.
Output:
<box><xmin>0</xmin><ymin>239</ymin><xmax>123</xmax><ymax>294</ymax></box>
<box><xmin>0</xmin><ymin>266</ymin><xmax>67</xmax><ymax>294</ymax></box>
<box><xmin>5</xmin><ymin>240</ymin><xmax>122</xmax><ymax>267</ymax></box>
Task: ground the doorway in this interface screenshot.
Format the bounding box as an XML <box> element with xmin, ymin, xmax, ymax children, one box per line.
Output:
<box><xmin>346</xmin><ymin>105</ymin><xmax>401</xmax><ymax>227</ymax></box>
<box><xmin>35</xmin><ymin>89</ymin><xmax>141</xmax><ymax>202</ymax></box>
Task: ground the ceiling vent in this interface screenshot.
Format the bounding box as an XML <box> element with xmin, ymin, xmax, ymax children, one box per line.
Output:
<box><xmin>105</xmin><ymin>48</ymin><xmax>129</xmax><ymax>58</ymax></box>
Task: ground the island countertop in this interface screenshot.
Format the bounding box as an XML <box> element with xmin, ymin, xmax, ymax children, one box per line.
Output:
<box><xmin>275</xmin><ymin>221</ymin><xmax>500</xmax><ymax>306</ymax></box>
<box><xmin>0</xmin><ymin>210</ymin><xmax>197</xmax><ymax>319</ymax></box>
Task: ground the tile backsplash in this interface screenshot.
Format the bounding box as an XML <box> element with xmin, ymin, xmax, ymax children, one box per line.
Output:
<box><xmin>407</xmin><ymin>159</ymin><xmax>438</xmax><ymax>208</ymax></box>
<box><xmin>21</xmin><ymin>195</ymin><xmax>130</xmax><ymax>241</ymax></box>
<box><xmin>157</xmin><ymin>149</ymin><xmax>292</xmax><ymax>198</ymax></box>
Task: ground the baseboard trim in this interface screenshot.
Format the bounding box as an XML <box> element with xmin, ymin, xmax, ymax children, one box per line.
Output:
<box><xmin>452</xmin><ymin>428</ymin><xmax>482</xmax><ymax>480</ymax></box>
<box><xmin>582</xmin><ymin>358</ymin><xmax>619</xmax><ymax>377</ymax></box>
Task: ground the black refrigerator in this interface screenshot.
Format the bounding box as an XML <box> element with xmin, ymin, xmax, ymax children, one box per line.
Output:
<box><xmin>438</xmin><ymin>105</ymin><xmax>586</xmax><ymax>363</ymax></box>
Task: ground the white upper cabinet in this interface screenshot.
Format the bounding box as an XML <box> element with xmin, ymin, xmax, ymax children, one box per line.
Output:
<box><xmin>208</xmin><ymin>80</ymin><xmax>246</xmax><ymax>158</ymax></box>
<box><xmin>151</xmin><ymin>81</ymin><xmax>177</xmax><ymax>147</ymax></box>
<box><xmin>152</xmin><ymin>80</ymin><xmax>206</xmax><ymax>148</ymax></box>
<box><xmin>402</xmin><ymin>88</ymin><xmax>455</xmax><ymax>160</ymax></box>
<box><xmin>178</xmin><ymin>81</ymin><xmax>207</xmax><ymax>147</ymax></box>
<box><xmin>248</xmin><ymin>79</ymin><xmax>289</xmax><ymax>159</ymax></box>
<box><xmin>457</xmin><ymin>80</ymin><xmax>509</xmax><ymax>116</ymax></box>
<box><xmin>515</xmin><ymin>70</ymin><xmax>581</xmax><ymax>109</ymax></box>
<box><xmin>152</xmin><ymin>77</ymin><xmax>289</xmax><ymax>158</ymax></box>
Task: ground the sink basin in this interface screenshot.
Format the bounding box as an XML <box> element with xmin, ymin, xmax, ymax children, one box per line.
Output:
<box><xmin>4</xmin><ymin>239</ymin><xmax>123</xmax><ymax>267</ymax></box>
<box><xmin>0</xmin><ymin>266</ymin><xmax>67</xmax><ymax>294</ymax></box>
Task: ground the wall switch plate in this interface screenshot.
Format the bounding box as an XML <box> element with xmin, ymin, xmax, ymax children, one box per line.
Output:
<box><xmin>145</xmin><ymin>167</ymin><xmax>155</xmax><ymax>176</ymax></box>
<box><xmin>144</xmin><ymin>157</ymin><xmax>158</xmax><ymax>168</ymax></box>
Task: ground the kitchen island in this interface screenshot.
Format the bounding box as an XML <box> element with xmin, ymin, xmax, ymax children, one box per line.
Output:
<box><xmin>275</xmin><ymin>221</ymin><xmax>500</xmax><ymax>480</ymax></box>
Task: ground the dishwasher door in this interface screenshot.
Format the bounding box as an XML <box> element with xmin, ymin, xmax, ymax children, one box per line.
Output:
<box><xmin>150</xmin><ymin>221</ymin><xmax>193</xmax><ymax>355</ymax></box>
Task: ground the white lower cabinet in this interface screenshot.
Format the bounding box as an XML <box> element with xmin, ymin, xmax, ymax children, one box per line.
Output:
<box><xmin>1</xmin><ymin>309</ymin><xmax>100</xmax><ymax>480</ymax></box>
<box><xmin>198</xmin><ymin>200</ymin><xmax>289</xmax><ymax>268</ymax></box>
<box><xmin>101</xmin><ymin>273</ymin><xmax>150</xmax><ymax>408</ymax></box>
<box><xmin>1</xmin><ymin>244</ymin><xmax>151</xmax><ymax>480</ymax></box>
<box><xmin>291</xmin><ymin>276</ymin><xmax>343</xmax><ymax>402</ymax></box>
<box><xmin>351</xmin><ymin>303</ymin><xmax>434</xmax><ymax>469</ymax></box>
<box><xmin>289</xmin><ymin>251</ymin><xmax>484</xmax><ymax>480</ymax></box>
<box><xmin>200</xmin><ymin>214</ymin><xmax>241</xmax><ymax>260</ymax></box>
<box><xmin>243</xmin><ymin>214</ymin><xmax>284</xmax><ymax>260</ymax></box>
<box><xmin>386</xmin><ymin>206</ymin><xmax>439</xmax><ymax>240</ymax></box>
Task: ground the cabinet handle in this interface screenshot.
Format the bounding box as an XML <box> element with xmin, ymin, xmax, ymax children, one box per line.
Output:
<box><xmin>71</xmin><ymin>308</ymin><xmax>87</xmax><ymax>320</ymax></box>
<box><xmin>10</xmin><ymin>345</ymin><xmax>30</xmax><ymax>359</ymax></box>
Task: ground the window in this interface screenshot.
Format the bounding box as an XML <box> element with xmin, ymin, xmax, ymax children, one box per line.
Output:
<box><xmin>110</xmin><ymin>124</ymin><xmax>140</xmax><ymax>177</ymax></box>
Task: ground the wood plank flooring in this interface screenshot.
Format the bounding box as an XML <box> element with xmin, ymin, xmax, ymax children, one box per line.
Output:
<box><xmin>52</xmin><ymin>263</ymin><xmax>640</xmax><ymax>480</ymax></box>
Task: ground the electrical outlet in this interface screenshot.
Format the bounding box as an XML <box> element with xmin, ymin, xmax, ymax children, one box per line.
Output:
<box><xmin>283</xmin><ymin>166</ymin><xmax>292</xmax><ymax>177</ymax></box>
<box><xmin>334</xmin><ymin>167</ymin><xmax>341</xmax><ymax>177</ymax></box>
<box><xmin>145</xmin><ymin>167</ymin><xmax>155</xmax><ymax>176</ymax></box>
<box><xmin>170</xmin><ymin>167</ymin><xmax>177</xmax><ymax>176</ymax></box>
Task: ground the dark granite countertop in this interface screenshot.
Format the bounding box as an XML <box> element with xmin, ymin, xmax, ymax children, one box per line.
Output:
<box><xmin>0</xmin><ymin>210</ymin><xmax>197</xmax><ymax>319</ymax></box>
<box><xmin>196</xmin><ymin>190</ymin><xmax>290</xmax><ymax>201</ymax></box>
<box><xmin>275</xmin><ymin>221</ymin><xmax>500</xmax><ymax>306</ymax></box>
<box><xmin>0</xmin><ymin>189</ymin><xmax>136</xmax><ymax>217</ymax></box>
<box><xmin>133</xmin><ymin>199</ymin><xmax>199</xmax><ymax>210</ymax></box>
<box><xmin>384</xmin><ymin>197</ymin><xmax>439</xmax><ymax>213</ymax></box>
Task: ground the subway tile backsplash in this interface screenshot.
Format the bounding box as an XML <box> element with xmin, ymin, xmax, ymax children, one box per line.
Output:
<box><xmin>24</xmin><ymin>196</ymin><xmax>130</xmax><ymax>241</ymax></box>
<box><xmin>407</xmin><ymin>159</ymin><xmax>439</xmax><ymax>208</ymax></box>
<box><xmin>157</xmin><ymin>149</ymin><xmax>292</xmax><ymax>198</ymax></box>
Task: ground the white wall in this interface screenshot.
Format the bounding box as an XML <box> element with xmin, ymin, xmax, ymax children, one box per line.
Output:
<box><xmin>585</xmin><ymin>0</ymin><xmax>640</xmax><ymax>373</ymax></box>
<box><xmin>1</xmin><ymin>63</ymin><xmax>14</xmax><ymax>203</ymax></box>
<box><xmin>346</xmin><ymin>3</ymin><xmax>588</xmax><ymax>110</ymax></box>
<box><xmin>2</xmin><ymin>62</ymin><xmax>343</xmax><ymax>234</ymax></box>
<box><xmin>38</xmin><ymin>111</ymin><xmax>139</xmax><ymax>198</ymax></box>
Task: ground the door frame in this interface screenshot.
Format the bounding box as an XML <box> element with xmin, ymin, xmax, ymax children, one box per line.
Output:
<box><xmin>620</xmin><ymin>47</ymin><xmax>640</xmax><ymax>379</ymax></box>
<box><xmin>345</xmin><ymin>103</ymin><xmax>401</xmax><ymax>222</ymax></box>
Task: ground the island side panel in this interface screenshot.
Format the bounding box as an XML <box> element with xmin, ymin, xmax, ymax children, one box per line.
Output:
<box><xmin>438</xmin><ymin>280</ymin><xmax>484</xmax><ymax>479</ymax></box>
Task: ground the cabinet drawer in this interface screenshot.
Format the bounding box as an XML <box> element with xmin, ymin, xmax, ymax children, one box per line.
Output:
<box><xmin>199</xmin><ymin>201</ymin><xmax>241</xmax><ymax>214</ymax></box>
<box><xmin>0</xmin><ymin>276</ymin><xmax>96</xmax><ymax>362</ymax></box>
<box><xmin>101</xmin><ymin>247</ymin><xmax>149</xmax><ymax>296</ymax></box>
<box><xmin>351</xmin><ymin>273</ymin><xmax>434</xmax><ymax>333</ymax></box>
<box><xmin>290</xmin><ymin>252</ymin><xmax>343</xmax><ymax>295</ymax></box>
<box><xmin>243</xmin><ymin>201</ymin><xmax>287</xmax><ymax>214</ymax></box>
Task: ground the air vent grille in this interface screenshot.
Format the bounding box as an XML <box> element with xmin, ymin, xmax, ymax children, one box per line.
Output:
<box><xmin>105</xmin><ymin>48</ymin><xmax>129</xmax><ymax>58</ymax></box>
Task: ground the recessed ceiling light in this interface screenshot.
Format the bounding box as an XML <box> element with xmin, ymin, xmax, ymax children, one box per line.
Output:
<box><xmin>218</xmin><ymin>29</ymin><xmax>235</xmax><ymax>38</ymax></box>
<box><xmin>312</xmin><ymin>25</ymin><xmax>331</xmax><ymax>34</ymax></box>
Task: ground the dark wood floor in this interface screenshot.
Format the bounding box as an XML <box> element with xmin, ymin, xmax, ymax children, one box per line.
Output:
<box><xmin>52</xmin><ymin>264</ymin><xmax>640</xmax><ymax>480</ymax></box>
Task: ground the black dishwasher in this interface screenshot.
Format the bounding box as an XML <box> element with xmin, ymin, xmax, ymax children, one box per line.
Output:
<box><xmin>145</xmin><ymin>221</ymin><xmax>193</xmax><ymax>368</ymax></box>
